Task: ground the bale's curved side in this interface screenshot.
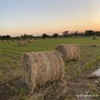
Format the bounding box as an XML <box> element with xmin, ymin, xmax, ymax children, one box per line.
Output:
<box><xmin>23</xmin><ymin>53</ymin><xmax>36</xmax><ymax>91</ymax></box>
<box><xmin>23</xmin><ymin>50</ymin><xmax>64</xmax><ymax>91</ymax></box>
<box><xmin>55</xmin><ymin>44</ymin><xmax>80</xmax><ymax>62</ymax></box>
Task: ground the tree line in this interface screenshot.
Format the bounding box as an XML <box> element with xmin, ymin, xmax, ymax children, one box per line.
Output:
<box><xmin>0</xmin><ymin>30</ymin><xmax>100</xmax><ymax>40</ymax></box>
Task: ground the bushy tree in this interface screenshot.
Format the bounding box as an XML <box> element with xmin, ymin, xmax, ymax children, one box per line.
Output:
<box><xmin>84</xmin><ymin>30</ymin><xmax>94</xmax><ymax>36</ymax></box>
<box><xmin>0</xmin><ymin>35</ymin><xmax>11</xmax><ymax>40</ymax></box>
<box><xmin>20</xmin><ymin>34</ymin><xmax>33</xmax><ymax>40</ymax></box>
<box><xmin>62</xmin><ymin>31</ymin><xmax>69</xmax><ymax>37</ymax></box>
<box><xmin>41</xmin><ymin>33</ymin><xmax>49</xmax><ymax>39</ymax></box>
<box><xmin>53</xmin><ymin>33</ymin><xmax>59</xmax><ymax>38</ymax></box>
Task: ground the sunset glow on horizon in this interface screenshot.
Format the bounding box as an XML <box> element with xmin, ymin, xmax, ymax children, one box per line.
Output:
<box><xmin>0</xmin><ymin>0</ymin><xmax>100</xmax><ymax>36</ymax></box>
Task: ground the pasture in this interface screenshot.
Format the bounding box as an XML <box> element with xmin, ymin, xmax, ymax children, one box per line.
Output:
<box><xmin>0</xmin><ymin>37</ymin><xmax>100</xmax><ymax>100</ymax></box>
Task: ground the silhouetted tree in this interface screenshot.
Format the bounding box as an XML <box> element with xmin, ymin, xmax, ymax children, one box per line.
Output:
<box><xmin>41</xmin><ymin>33</ymin><xmax>49</xmax><ymax>39</ymax></box>
<box><xmin>15</xmin><ymin>36</ymin><xmax>21</xmax><ymax>40</ymax></box>
<box><xmin>73</xmin><ymin>31</ymin><xmax>78</xmax><ymax>36</ymax></box>
<box><xmin>62</xmin><ymin>31</ymin><xmax>69</xmax><ymax>37</ymax></box>
<box><xmin>53</xmin><ymin>33</ymin><xmax>58</xmax><ymax>38</ymax></box>
<box><xmin>0</xmin><ymin>35</ymin><xmax>11</xmax><ymax>40</ymax></box>
<box><xmin>95</xmin><ymin>31</ymin><xmax>100</xmax><ymax>36</ymax></box>
<box><xmin>84</xmin><ymin>30</ymin><xmax>94</xmax><ymax>36</ymax></box>
<box><xmin>20</xmin><ymin>34</ymin><xmax>33</xmax><ymax>40</ymax></box>
<box><xmin>26</xmin><ymin>34</ymin><xmax>33</xmax><ymax>39</ymax></box>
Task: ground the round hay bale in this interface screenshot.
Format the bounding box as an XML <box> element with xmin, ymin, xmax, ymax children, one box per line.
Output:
<box><xmin>18</xmin><ymin>41</ymin><xmax>27</xmax><ymax>46</ymax></box>
<box><xmin>2</xmin><ymin>40</ymin><xmax>6</xmax><ymax>43</ymax></box>
<box><xmin>27</xmin><ymin>39</ymin><xmax>33</xmax><ymax>43</ymax></box>
<box><xmin>13</xmin><ymin>40</ymin><xmax>17</xmax><ymax>42</ymax></box>
<box><xmin>55</xmin><ymin>44</ymin><xmax>80</xmax><ymax>62</ymax></box>
<box><xmin>92</xmin><ymin>36</ymin><xmax>97</xmax><ymax>40</ymax></box>
<box><xmin>23</xmin><ymin>50</ymin><xmax>64</xmax><ymax>91</ymax></box>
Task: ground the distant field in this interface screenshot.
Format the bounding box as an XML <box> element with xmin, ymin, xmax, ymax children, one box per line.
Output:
<box><xmin>0</xmin><ymin>37</ymin><xmax>100</xmax><ymax>100</ymax></box>
<box><xmin>0</xmin><ymin>37</ymin><xmax>100</xmax><ymax>52</ymax></box>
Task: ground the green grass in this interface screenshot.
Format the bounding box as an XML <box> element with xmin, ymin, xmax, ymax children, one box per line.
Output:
<box><xmin>74</xmin><ymin>55</ymin><xmax>100</xmax><ymax>78</ymax></box>
<box><xmin>0</xmin><ymin>37</ymin><xmax>100</xmax><ymax>100</ymax></box>
<box><xmin>0</xmin><ymin>37</ymin><xmax>99</xmax><ymax>69</ymax></box>
<box><xmin>0</xmin><ymin>37</ymin><xmax>100</xmax><ymax>53</ymax></box>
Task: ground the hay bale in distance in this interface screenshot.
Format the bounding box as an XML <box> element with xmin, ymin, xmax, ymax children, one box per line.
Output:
<box><xmin>55</xmin><ymin>44</ymin><xmax>80</xmax><ymax>62</ymax></box>
<box><xmin>2</xmin><ymin>40</ymin><xmax>6</xmax><ymax>43</ymax></box>
<box><xmin>92</xmin><ymin>36</ymin><xmax>97</xmax><ymax>40</ymax></box>
<box><xmin>18</xmin><ymin>41</ymin><xmax>27</xmax><ymax>46</ymax></box>
<box><xmin>27</xmin><ymin>39</ymin><xmax>33</xmax><ymax>43</ymax></box>
<box><xmin>13</xmin><ymin>39</ymin><xmax>17</xmax><ymax>42</ymax></box>
<box><xmin>23</xmin><ymin>50</ymin><xmax>64</xmax><ymax>91</ymax></box>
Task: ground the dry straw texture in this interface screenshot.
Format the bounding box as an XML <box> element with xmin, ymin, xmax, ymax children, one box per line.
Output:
<box><xmin>55</xmin><ymin>44</ymin><xmax>80</xmax><ymax>62</ymax></box>
<box><xmin>23</xmin><ymin>50</ymin><xmax>64</xmax><ymax>91</ymax></box>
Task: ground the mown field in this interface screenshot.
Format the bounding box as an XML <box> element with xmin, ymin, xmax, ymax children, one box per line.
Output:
<box><xmin>0</xmin><ymin>37</ymin><xmax>100</xmax><ymax>100</ymax></box>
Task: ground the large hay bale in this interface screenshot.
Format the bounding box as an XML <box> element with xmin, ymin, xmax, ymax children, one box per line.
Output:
<box><xmin>55</xmin><ymin>44</ymin><xmax>80</xmax><ymax>62</ymax></box>
<box><xmin>23</xmin><ymin>50</ymin><xmax>64</xmax><ymax>91</ymax></box>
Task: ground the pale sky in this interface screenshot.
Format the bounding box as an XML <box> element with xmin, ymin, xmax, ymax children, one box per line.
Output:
<box><xmin>0</xmin><ymin>0</ymin><xmax>100</xmax><ymax>36</ymax></box>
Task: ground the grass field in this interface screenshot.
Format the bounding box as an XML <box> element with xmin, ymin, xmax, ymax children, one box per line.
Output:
<box><xmin>0</xmin><ymin>37</ymin><xmax>100</xmax><ymax>52</ymax></box>
<box><xmin>0</xmin><ymin>37</ymin><xmax>100</xmax><ymax>100</ymax></box>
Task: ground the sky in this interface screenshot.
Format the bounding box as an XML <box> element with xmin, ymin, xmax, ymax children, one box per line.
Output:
<box><xmin>0</xmin><ymin>0</ymin><xmax>100</xmax><ymax>36</ymax></box>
